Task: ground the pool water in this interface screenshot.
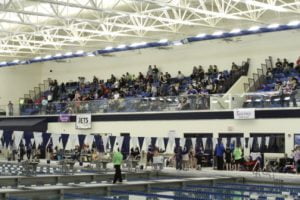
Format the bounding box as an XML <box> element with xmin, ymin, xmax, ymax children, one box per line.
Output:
<box><xmin>8</xmin><ymin>182</ymin><xmax>300</xmax><ymax>200</ymax></box>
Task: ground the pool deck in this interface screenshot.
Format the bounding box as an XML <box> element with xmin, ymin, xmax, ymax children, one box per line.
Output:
<box><xmin>0</xmin><ymin>160</ymin><xmax>300</xmax><ymax>199</ymax></box>
<box><xmin>159</xmin><ymin>167</ymin><xmax>300</xmax><ymax>185</ymax></box>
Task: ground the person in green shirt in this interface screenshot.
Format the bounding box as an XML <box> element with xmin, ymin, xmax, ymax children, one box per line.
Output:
<box><xmin>233</xmin><ymin>144</ymin><xmax>243</xmax><ymax>171</ymax></box>
<box><xmin>113</xmin><ymin>148</ymin><xmax>123</xmax><ymax>184</ymax></box>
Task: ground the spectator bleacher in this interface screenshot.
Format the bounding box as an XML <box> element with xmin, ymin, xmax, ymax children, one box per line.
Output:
<box><xmin>243</xmin><ymin>57</ymin><xmax>300</xmax><ymax>108</ymax></box>
<box><xmin>19</xmin><ymin>61</ymin><xmax>249</xmax><ymax>115</ymax></box>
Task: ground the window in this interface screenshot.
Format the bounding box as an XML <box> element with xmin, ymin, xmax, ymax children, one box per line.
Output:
<box><xmin>250</xmin><ymin>133</ymin><xmax>285</xmax><ymax>153</ymax></box>
<box><xmin>294</xmin><ymin>134</ymin><xmax>300</xmax><ymax>146</ymax></box>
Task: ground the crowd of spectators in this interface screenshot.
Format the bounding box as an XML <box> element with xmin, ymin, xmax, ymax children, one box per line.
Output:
<box><xmin>20</xmin><ymin>62</ymin><xmax>248</xmax><ymax>114</ymax></box>
<box><xmin>244</xmin><ymin>57</ymin><xmax>300</xmax><ymax>108</ymax></box>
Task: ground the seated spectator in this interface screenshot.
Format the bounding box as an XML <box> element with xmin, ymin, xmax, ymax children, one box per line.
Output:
<box><xmin>266</xmin><ymin>68</ymin><xmax>273</xmax><ymax>83</ymax></box>
<box><xmin>187</xmin><ymin>85</ymin><xmax>198</xmax><ymax>95</ymax></box>
<box><xmin>278</xmin><ymin>153</ymin><xmax>294</xmax><ymax>173</ymax></box>
<box><xmin>178</xmin><ymin>97</ymin><xmax>190</xmax><ymax>110</ymax></box>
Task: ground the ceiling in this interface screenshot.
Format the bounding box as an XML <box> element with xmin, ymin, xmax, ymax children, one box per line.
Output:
<box><xmin>0</xmin><ymin>0</ymin><xmax>299</xmax><ymax>61</ymax></box>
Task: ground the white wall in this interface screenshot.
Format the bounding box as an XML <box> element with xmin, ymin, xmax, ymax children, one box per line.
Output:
<box><xmin>40</xmin><ymin>29</ymin><xmax>300</xmax><ymax>83</ymax></box>
<box><xmin>47</xmin><ymin>117</ymin><xmax>299</xmax><ymax>155</ymax></box>
<box><xmin>0</xmin><ymin>63</ymin><xmax>42</xmax><ymax>107</ymax></box>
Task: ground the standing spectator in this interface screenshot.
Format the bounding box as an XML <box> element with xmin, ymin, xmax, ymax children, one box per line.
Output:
<box><xmin>294</xmin><ymin>146</ymin><xmax>300</xmax><ymax>174</ymax></box>
<box><xmin>8</xmin><ymin>101</ymin><xmax>13</xmax><ymax>116</ymax></box>
<box><xmin>152</xmin><ymin>65</ymin><xmax>159</xmax><ymax>81</ymax></box>
<box><xmin>233</xmin><ymin>144</ymin><xmax>243</xmax><ymax>171</ymax></box>
<box><xmin>146</xmin><ymin>145</ymin><xmax>154</xmax><ymax>169</ymax></box>
<box><xmin>195</xmin><ymin>146</ymin><xmax>204</xmax><ymax>170</ymax></box>
<box><xmin>275</xmin><ymin>58</ymin><xmax>283</xmax><ymax>73</ymax></box>
<box><xmin>224</xmin><ymin>145</ymin><xmax>232</xmax><ymax>171</ymax></box>
<box><xmin>182</xmin><ymin>146</ymin><xmax>189</xmax><ymax>170</ymax></box>
<box><xmin>19</xmin><ymin>143</ymin><xmax>25</xmax><ymax>161</ymax></box>
<box><xmin>12</xmin><ymin>143</ymin><xmax>18</xmax><ymax>161</ymax></box>
<box><xmin>177</xmin><ymin>71</ymin><xmax>185</xmax><ymax>83</ymax></box>
<box><xmin>174</xmin><ymin>145</ymin><xmax>183</xmax><ymax>170</ymax></box>
<box><xmin>215</xmin><ymin>140</ymin><xmax>225</xmax><ymax>170</ymax></box>
<box><xmin>113</xmin><ymin>148</ymin><xmax>123</xmax><ymax>184</ymax></box>
<box><xmin>27</xmin><ymin>143</ymin><xmax>32</xmax><ymax>160</ymax></box>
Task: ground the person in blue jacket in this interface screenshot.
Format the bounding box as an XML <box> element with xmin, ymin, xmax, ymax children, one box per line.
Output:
<box><xmin>215</xmin><ymin>139</ymin><xmax>225</xmax><ymax>170</ymax></box>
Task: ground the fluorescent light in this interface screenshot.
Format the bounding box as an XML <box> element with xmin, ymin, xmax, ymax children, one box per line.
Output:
<box><xmin>87</xmin><ymin>53</ymin><xmax>95</xmax><ymax>57</ymax></box>
<box><xmin>158</xmin><ymin>39</ymin><xmax>168</xmax><ymax>43</ymax></box>
<box><xmin>248</xmin><ymin>26</ymin><xmax>260</xmax><ymax>31</ymax></box>
<box><xmin>0</xmin><ymin>61</ymin><xmax>7</xmax><ymax>65</ymax></box>
<box><xmin>173</xmin><ymin>41</ymin><xmax>183</xmax><ymax>46</ymax></box>
<box><xmin>287</xmin><ymin>20</ymin><xmax>300</xmax><ymax>26</ymax></box>
<box><xmin>20</xmin><ymin>61</ymin><xmax>26</xmax><ymax>64</ymax></box>
<box><xmin>34</xmin><ymin>56</ymin><xmax>41</xmax><ymax>60</ymax></box>
<box><xmin>212</xmin><ymin>31</ymin><xmax>223</xmax><ymax>36</ymax></box>
<box><xmin>104</xmin><ymin>46</ymin><xmax>113</xmax><ymax>50</ymax></box>
<box><xmin>54</xmin><ymin>53</ymin><xmax>62</xmax><ymax>57</ymax></box>
<box><xmin>75</xmin><ymin>50</ymin><xmax>84</xmax><ymax>54</ymax></box>
<box><xmin>117</xmin><ymin>44</ymin><xmax>126</xmax><ymax>49</ymax></box>
<box><xmin>130</xmin><ymin>42</ymin><xmax>147</xmax><ymax>47</ymax></box>
<box><xmin>230</xmin><ymin>28</ymin><xmax>241</xmax><ymax>34</ymax></box>
<box><xmin>64</xmin><ymin>52</ymin><xmax>73</xmax><ymax>56</ymax></box>
<box><xmin>196</xmin><ymin>33</ymin><xmax>206</xmax><ymax>38</ymax></box>
<box><xmin>44</xmin><ymin>55</ymin><xmax>52</xmax><ymax>59</ymax></box>
<box><xmin>12</xmin><ymin>59</ymin><xmax>19</xmax><ymax>63</ymax></box>
<box><xmin>268</xmin><ymin>23</ymin><xmax>280</xmax><ymax>29</ymax></box>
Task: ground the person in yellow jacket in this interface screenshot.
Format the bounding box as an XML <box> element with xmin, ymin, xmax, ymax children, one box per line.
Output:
<box><xmin>113</xmin><ymin>148</ymin><xmax>123</xmax><ymax>184</ymax></box>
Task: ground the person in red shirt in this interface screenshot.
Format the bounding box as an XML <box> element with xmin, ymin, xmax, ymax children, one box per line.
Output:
<box><xmin>295</xmin><ymin>56</ymin><xmax>300</xmax><ymax>73</ymax></box>
<box><xmin>296</xmin><ymin>56</ymin><xmax>300</xmax><ymax>66</ymax></box>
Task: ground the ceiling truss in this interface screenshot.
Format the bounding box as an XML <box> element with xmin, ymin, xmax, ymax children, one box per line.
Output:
<box><xmin>0</xmin><ymin>0</ymin><xmax>299</xmax><ymax>60</ymax></box>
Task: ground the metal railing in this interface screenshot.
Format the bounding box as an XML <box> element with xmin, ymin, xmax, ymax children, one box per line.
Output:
<box><xmin>0</xmin><ymin>90</ymin><xmax>298</xmax><ymax>117</ymax></box>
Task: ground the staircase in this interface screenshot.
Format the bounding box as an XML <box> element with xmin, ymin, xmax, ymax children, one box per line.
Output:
<box><xmin>19</xmin><ymin>78</ymin><xmax>52</xmax><ymax>104</ymax></box>
<box><xmin>244</xmin><ymin>56</ymin><xmax>273</xmax><ymax>92</ymax></box>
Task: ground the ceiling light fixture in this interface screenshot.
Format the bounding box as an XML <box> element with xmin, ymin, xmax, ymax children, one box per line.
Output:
<box><xmin>248</xmin><ymin>26</ymin><xmax>260</xmax><ymax>31</ymax></box>
<box><xmin>230</xmin><ymin>29</ymin><xmax>241</xmax><ymax>34</ymax></box>
<box><xmin>158</xmin><ymin>39</ymin><xmax>168</xmax><ymax>43</ymax></box>
<box><xmin>268</xmin><ymin>23</ymin><xmax>280</xmax><ymax>29</ymax></box>
<box><xmin>196</xmin><ymin>33</ymin><xmax>206</xmax><ymax>38</ymax></box>
<box><xmin>104</xmin><ymin>46</ymin><xmax>113</xmax><ymax>50</ymax></box>
<box><xmin>44</xmin><ymin>55</ymin><xmax>52</xmax><ymax>59</ymax></box>
<box><xmin>287</xmin><ymin>20</ymin><xmax>300</xmax><ymax>26</ymax></box>
<box><xmin>117</xmin><ymin>44</ymin><xmax>126</xmax><ymax>49</ymax></box>
<box><xmin>34</xmin><ymin>56</ymin><xmax>41</xmax><ymax>60</ymax></box>
<box><xmin>173</xmin><ymin>41</ymin><xmax>183</xmax><ymax>46</ymax></box>
<box><xmin>212</xmin><ymin>31</ymin><xmax>223</xmax><ymax>36</ymax></box>
<box><xmin>64</xmin><ymin>52</ymin><xmax>73</xmax><ymax>56</ymax></box>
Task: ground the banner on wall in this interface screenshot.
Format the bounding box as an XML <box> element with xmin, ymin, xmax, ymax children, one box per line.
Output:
<box><xmin>233</xmin><ymin>108</ymin><xmax>255</xmax><ymax>120</ymax></box>
<box><xmin>76</xmin><ymin>114</ymin><xmax>92</xmax><ymax>129</ymax></box>
<box><xmin>59</xmin><ymin>114</ymin><xmax>71</xmax><ymax>122</ymax></box>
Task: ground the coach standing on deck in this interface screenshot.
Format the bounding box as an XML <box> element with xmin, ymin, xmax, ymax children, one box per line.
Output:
<box><xmin>113</xmin><ymin>148</ymin><xmax>123</xmax><ymax>184</ymax></box>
